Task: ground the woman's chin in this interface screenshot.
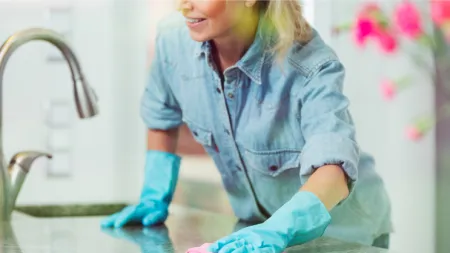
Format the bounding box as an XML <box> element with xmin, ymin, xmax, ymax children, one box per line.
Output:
<box><xmin>188</xmin><ymin>32</ymin><xmax>210</xmax><ymax>42</ymax></box>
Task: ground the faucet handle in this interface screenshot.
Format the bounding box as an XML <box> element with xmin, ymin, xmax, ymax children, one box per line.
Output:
<box><xmin>9</xmin><ymin>151</ymin><xmax>52</xmax><ymax>173</ymax></box>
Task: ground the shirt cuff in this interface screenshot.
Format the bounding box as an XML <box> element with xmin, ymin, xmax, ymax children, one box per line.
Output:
<box><xmin>300</xmin><ymin>133</ymin><xmax>360</xmax><ymax>191</ymax></box>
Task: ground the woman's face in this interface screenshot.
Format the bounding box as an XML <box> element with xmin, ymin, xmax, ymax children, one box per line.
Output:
<box><xmin>178</xmin><ymin>0</ymin><xmax>254</xmax><ymax>42</ymax></box>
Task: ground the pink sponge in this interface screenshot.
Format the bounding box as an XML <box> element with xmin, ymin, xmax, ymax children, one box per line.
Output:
<box><xmin>185</xmin><ymin>243</ymin><xmax>212</xmax><ymax>253</ymax></box>
<box><xmin>186</xmin><ymin>243</ymin><xmax>286</xmax><ymax>253</ymax></box>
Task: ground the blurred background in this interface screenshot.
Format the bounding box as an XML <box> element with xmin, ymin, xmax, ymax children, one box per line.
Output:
<box><xmin>0</xmin><ymin>0</ymin><xmax>447</xmax><ymax>252</ymax></box>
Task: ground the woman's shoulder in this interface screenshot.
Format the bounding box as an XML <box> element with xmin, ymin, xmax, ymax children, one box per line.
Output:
<box><xmin>285</xmin><ymin>29</ymin><xmax>343</xmax><ymax>77</ymax></box>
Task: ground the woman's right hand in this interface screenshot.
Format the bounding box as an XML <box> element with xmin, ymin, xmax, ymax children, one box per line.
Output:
<box><xmin>101</xmin><ymin>129</ymin><xmax>181</xmax><ymax>228</ymax></box>
<box><xmin>101</xmin><ymin>201</ymin><xmax>169</xmax><ymax>228</ymax></box>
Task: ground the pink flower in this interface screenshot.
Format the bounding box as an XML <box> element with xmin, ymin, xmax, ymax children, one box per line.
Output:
<box><xmin>405</xmin><ymin>126</ymin><xmax>423</xmax><ymax>141</ymax></box>
<box><xmin>352</xmin><ymin>3</ymin><xmax>398</xmax><ymax>53</ymax></box>
<box><xmin>353</xmin><ymin>17</ymin><xmax>377</xmax><ymax>46</ymax></box>
<box><xmin>431</xmin><ymin>0</ymin><xmax>450</xmax><ymax>25</ymax></box>
<box><xmin>380</xmin><ymin>79</ymin><xmax>396</xmax><ymax>100</ymax></box>
<box><xmin>380</xmin><ymin>76</ymin><xmax>411</xmax><ymax>100</ymax></box>
<box><xmin>377</xmin><ymin>31</ymin><xmax>398</xmax><ymax>53</ymax></box>
<box><xmin>394</xmin><ymin>1</ymin><xmax>423</xmax><ymax>39</ymax></box>
<box><xmin>353</xmin><ymin>3</ymin><xmax>384</xmax><ymax>46</ymax></box>
<box><xmin>405</xmin><ymin>115</ymin><xmax>434</xmax><ymax>141</ymax></box>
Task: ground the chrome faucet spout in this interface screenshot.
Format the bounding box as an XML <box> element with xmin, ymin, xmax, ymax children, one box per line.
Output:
<box><xmin>0</xmin><ymin>27</ymin><xmax>99</xmax><ymax>119</ymax></box>
<box><xmin>0</xmin><ymin>27</ymin><xmax>99</xmax><ymax>221</ymax></box>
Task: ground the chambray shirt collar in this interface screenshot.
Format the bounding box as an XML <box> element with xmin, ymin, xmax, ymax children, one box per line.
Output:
<box><xmin>194</xmin><ymin>15</ymin><xmax>276</xmax><ymax>85</ymax></box>
<box><xmin>194</xmin><ymin>41</ymin><xmax>210</xmax><ymax>58</ymax></box>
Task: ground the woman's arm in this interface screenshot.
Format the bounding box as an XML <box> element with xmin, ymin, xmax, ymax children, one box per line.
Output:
<box><xmin>297</xmin><ymin>59</ymin><xmax>359</xmax><ymax>207</ymax></box>
<box><xmin>147</xmin><ymin>128</ymin><xmax>180</xmax><ymax>153</ymax></box>
<box><xmin>300</xmin><ymin>164</ymin><xmax>349</xmax><ymax>211</ymax></box>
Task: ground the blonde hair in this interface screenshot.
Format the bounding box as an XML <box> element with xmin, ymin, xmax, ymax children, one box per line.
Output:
<box><xmin>261</xmin><ymin>0</ymin><xmax>312</xmax><ymax>62</ymax></box>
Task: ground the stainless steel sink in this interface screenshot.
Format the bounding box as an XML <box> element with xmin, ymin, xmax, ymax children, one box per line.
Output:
<box><xmin>14</xmin><ymin>203</ymin><xmax>128</xmax><ymax>218</ymax></box>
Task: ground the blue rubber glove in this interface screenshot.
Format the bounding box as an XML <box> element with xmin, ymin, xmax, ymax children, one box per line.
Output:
<box><xmin>101</xmin><ymin>150</ymin><xmax>181</xmax><ymax>228</ymax></box>
<box><xmin>208</xmin><ymin>191</ymin><xmax>331</xmax><ymax>253</ymax></box>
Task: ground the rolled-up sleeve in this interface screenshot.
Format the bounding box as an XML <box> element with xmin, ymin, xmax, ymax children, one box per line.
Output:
<box><xmin>140</xmin><ymin>30</ymin><xmax>182</xmax><ymax>130</ymax></box>
<box><xmin>298</xmin><ymin>60</ymin><xmax>360</xmax><ymax>191</ymax></box>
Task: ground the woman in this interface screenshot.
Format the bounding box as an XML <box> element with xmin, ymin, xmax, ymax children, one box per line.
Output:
<box><xmin>101</xmin><ymin>0</ymin><xmax>393</xmax><ymax>251</ymax></box>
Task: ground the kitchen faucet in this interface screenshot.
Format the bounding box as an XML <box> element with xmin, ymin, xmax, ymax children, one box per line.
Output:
<box><xmin>0</xmin><ymin>28</ymin><xmax>99</xmax><ymax>221</ymax></box>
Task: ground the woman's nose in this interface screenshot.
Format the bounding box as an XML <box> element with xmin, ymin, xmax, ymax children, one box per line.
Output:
<box><xmin>176</xmin><ymin>0</ymin><xmax>193</xmax><ymax>11</ymax></box>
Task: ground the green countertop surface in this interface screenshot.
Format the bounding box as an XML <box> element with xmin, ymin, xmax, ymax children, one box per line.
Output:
<box><xmin>1</xmin><ymin>203</ymin><xmax>392</xmax><ymax>253</ymax></box>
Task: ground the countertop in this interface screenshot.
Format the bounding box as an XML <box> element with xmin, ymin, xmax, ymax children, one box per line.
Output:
<box><xmin>1</xmin><ymin>203</ymin><xmax>392</xmax><ymax>253</ymax></box>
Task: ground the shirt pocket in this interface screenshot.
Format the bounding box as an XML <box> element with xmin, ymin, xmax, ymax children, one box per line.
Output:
<box><xmin>241</xmin><ymin>148</ymin><xmax>302</xmax><ymax>215</ymax></box>
<box><xmin>183</xmin><ymin>118</ymin><xmax>245</xmax><ymax>196</ymax></box>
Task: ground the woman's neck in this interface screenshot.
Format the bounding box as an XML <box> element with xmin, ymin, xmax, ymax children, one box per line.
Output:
<box><xmin>211</xmin><ymin>12</ymin><xmax>260</xmax><ymax>73</ymax></box>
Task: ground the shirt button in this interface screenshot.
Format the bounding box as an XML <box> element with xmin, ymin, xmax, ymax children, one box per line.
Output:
<box><xmin>224</xmin><ymin>129</ymin><xmax>230</xmax><ymax>135</ymax></box>
<box><xmin>216</xmin><ymin>87</ymin><xmax>221</xmax><ymax>94</ymax></box>
<box><xmin>269</xmin><ymin>165</ymin><xmax>278</xmax><ymax>172</ymax></box>
<box><xmin>227</xmin><ymin>93</ymin><xmax>234</xmax><ymax>99</ymax></box>
<box><xmin>235</xmin><ymin>165</ymin><xmax>242</xmax><ymax>171</ymax></box>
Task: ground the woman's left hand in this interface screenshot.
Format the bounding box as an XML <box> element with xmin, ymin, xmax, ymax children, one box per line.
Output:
<box><xmin>208</xmin><ymin>222</ymin><xmax>287</xmax><ymax>253</ymax></box>
<box><xmin>207</xmin><ymin>191</ymin><xmax>332</xmax><ymax>253</ymax></box>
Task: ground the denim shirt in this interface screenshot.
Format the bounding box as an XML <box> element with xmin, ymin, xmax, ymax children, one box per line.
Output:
<box><xmin>141</xmin><ymin>13</ymin><xmax>393</xmax><ymax>246</ymax></box>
